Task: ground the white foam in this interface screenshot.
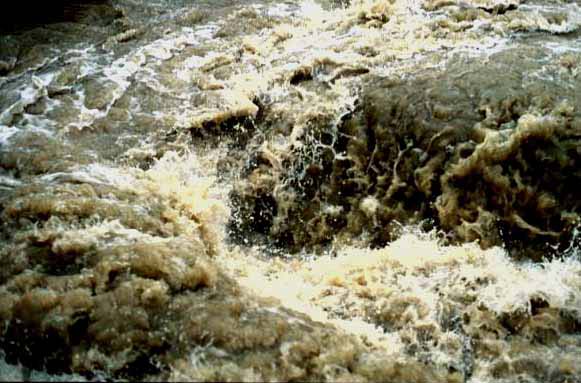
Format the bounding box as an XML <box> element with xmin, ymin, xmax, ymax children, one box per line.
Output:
<box><xmin>41</xmin><ymin>163</ymin><xmax>138</xmax><ymax>189</ymax></box>
<box><xmin>518</xmin><ymin>3</ymin><xmax>581</xmax><ymax>34</ymax></box>
<box><xmin>193</xmin><ymin>24</ymin><xmax>219</xmax><ymax>40</ymax></box>
<box><xmin>544</xmin><ymin>41</ymin><xmax>581</xmax><ymax>55</ymax></box>
<box><xmin>0</xmin><ymin>125</ymin><xmax>18</xmax><ymax>146</ymax></box>
<box><xmin>0</xmin><ymin>75</ymin><xmax>49</xmax><ymax>126</ymax></box>
<box><xmin>75</xmin><ymin>26</ymin><xmax>219</xmax><ymax>130</ymax></box>
<box><xmin>0</xmin><ymin>175</ymin><xmax>22</xmax><ymax>189</ymax></box>
<box><xmin>299</xmin><ymin>0</ymin><xmax>327</xmax><ymax>22</ymax></box>
<box><xmin>175</xmin><ymin>55</ymin><xmax>207</xmax><ymax>82</ymax></box>
<box><xmin>265</xmin><ymin>3</ymin><xmax>296</xmax><ymax>18</ymax></box>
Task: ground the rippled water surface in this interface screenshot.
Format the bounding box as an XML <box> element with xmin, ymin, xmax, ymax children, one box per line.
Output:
<box><xmin>1</xmin><ymin>0</ymin><xmax>580</xmax><ymax>381</ymax></box>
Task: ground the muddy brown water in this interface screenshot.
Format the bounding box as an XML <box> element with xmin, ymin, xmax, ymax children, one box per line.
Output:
<box><xmin>0</xmin><ymin>0</ymin><xmax>580</xmax><ymax>381</ymax></box>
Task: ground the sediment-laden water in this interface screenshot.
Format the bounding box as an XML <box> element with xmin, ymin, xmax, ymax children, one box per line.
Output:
<box><xmin>0</xmin><ymin>0</ymin><xmax>580</xmax><ymax>381</ymax></box>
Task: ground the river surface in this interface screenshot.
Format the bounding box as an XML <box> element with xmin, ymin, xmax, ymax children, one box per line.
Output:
<box><xmin>0</xmin><ymin>0</ymin><xmax>580</xmax><ymax>381</ymax></box>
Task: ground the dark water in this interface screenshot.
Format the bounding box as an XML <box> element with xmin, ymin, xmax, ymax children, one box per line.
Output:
<box><xmin>0</xmin><ymin>0</ymin><xmax>580</xmax><ymax>381</ymax></box>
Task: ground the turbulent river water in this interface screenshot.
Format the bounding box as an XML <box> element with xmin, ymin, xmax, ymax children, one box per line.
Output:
<box><xmin>0</xmin><ymin>0</ymin><xmax>580</xmax><ymax>381</ymax></box>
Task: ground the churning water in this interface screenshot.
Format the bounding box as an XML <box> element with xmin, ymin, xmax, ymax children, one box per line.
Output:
<box><xmin>0</xmin><ymin>0</ymin><xmax>580</xmax><ymax>381</ymax></box>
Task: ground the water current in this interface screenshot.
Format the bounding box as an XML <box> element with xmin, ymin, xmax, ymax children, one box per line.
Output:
<box><xmin>0</xmin><ymin>0</ymin><xmax>580</xmax><ymax>381</ymax></box>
